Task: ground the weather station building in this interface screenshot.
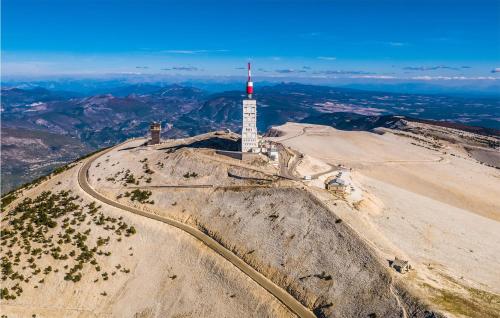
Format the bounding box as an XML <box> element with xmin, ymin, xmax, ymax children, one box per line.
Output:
<box><xmin>149</xmin><ymin>122</ymin><xmax>161</xmax><ymax>145</ymax></box>
<box><xmin>241</xmin><ymin>63</ymin><xmax>259</xmax><ymax>152</ymax></box>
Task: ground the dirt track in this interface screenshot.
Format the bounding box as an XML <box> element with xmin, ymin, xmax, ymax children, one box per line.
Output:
<box><xmin>78</xmin><ymin>141</ymin><xmax>315</xmax><ymax>318</ymax></box>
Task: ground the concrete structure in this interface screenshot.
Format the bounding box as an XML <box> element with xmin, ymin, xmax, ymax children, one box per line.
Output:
<box><xmin>391</xmin><ymin>257</ymin><xmax>411</xmax><ymax>274</ymax></box>
<box><xmin>242</xmin><ymin>63</ymin><xmax>258</xmax><ymax>152</ymax></box>
<box><xmin>268</xmin><ymin>146</ymin><xmax>279</xmax><ymax>162</ymax></box>
<box><xmin>150</xmin><ymin>122</ymin><xmax>161</xmax><ymax>145</ymax></box>
<box><xmin>325</xmin><ymin>173</ymin><xmax>349</xmax><ymax>196</ymax></box>
<box><xmin>259</xmin><ymin>140</ymin><xmax>280</xmax><ymax>164</ymax></box>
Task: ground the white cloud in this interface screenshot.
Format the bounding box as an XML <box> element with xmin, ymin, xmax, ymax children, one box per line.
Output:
<box><xmin>388</xmin><ymin>42</ymin><xmax>408</xmax><ymax>47</ymax></box>
<box><xmin>162</xmin><ymin>49</ymin><xmax>228</xmax><ymax>54</ymax></box>
<box><xmin>403</xmin><ymin>65</ymin><xmax>464</xmax><ymax>71</ymax></box>
<box><xmin>161</xmin><ymin>66</ymin><xmax>200</xmax><ymax>71</ymax></box>
<box><xmin>317</xmin><ymin>56</ymin><xmax>337</xmax><ymax>61</ymax></box>
<box><xmin>350</xmin><ymin>75</ymin><xmax>396</xmax><ymax>79</ymax></box>
<box><xmin>163</xmin><ymin>50</ymin><xmax>200</xmax><ymax>54</ymax></box>
<box><xmin>412</xmin><ymin>76</ymin><xmax>499</xmax><ymax>80</ymax></box>
<box><xmin>314</xmin><ymin>70</ymin><xmax>374</xmax><ymax>75</ymax></box>
<box><xmin>299</xmin><ymin>32</ymin><xmax>322</xmax><ymax>38</ymax></box>
<box><xmin>275</xmin><ymin>69</ymin><xmax>306</xmax><ymax>74</ymax></box>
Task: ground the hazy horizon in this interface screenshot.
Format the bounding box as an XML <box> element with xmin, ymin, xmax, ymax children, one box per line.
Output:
<box><xmin>2</xmin><ymin>0</ymin><xmax>499</xmax><ymax>90</ymax></box>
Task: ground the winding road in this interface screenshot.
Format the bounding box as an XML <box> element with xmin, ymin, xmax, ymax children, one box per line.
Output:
<box><xmin>77</xmin><ymin>142</ymin><xmax>315</xmax><ymax>318</ymax></box>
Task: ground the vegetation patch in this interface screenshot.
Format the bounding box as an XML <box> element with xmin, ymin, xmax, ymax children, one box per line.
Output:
<box><xmin>423</xmin><ymin>280</ymin><xmax>500</xmax><ymax>318</ymax></box>
<box><xmin>299</xmin><ymin>271</ymin><xmax>333</xmax><ymax>281</ymax></box>
<box><xmin>0</xmin><ymin>190</ymin><xmax>137</xmax><ymax>299</ymax></box>
<box><xmin>128</xmin><ymin>190</ymin><xmax>154</xmax><ymax>204</ymax></box>
<box><xmin>1</xmin><ymin>193</ymin><xmax>18</xmax><ymax>210</ymax></box>
<box><xmin>52</xmin><ymin>163</ymin><xmax>76</xmax><ymax>176</ymax></box>
<box><xmin>183</xmin><ymin>172</ymin><xmax>198</xmax><ymax>178</ymax></box>
<box><xmin>121</xmin><ymin>170</ymin><xmax>138</xmax><ymax>185</ymax></box>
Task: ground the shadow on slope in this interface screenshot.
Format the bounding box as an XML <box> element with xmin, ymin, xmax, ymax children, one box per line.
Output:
<box><xmin>161</xmin><ymin>136</ymin><xmax>241</xmax><ymax>152</ymax></box>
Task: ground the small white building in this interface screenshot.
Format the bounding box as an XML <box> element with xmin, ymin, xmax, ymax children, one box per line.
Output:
<box><xmin>268</xmin><ymin>147</ymin><xmax>279</xmax><ymax>162</ymax></box>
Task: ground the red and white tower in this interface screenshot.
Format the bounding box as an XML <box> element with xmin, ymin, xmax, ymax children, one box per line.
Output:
<box><xmin>246</xmin><ymin>62</ymin><xmax>254</xmax><ymax>99</ymax></box>
<box><xmin>242</xmin><ymin>62</ymin><xmax>258</xmax><ymax>152</ymax></box>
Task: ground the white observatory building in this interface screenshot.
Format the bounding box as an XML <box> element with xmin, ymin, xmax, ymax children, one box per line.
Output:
<box><xmin>242</xmin><ymin>62</ymin><xmax>258</xmax><ymax>152</ymax></box>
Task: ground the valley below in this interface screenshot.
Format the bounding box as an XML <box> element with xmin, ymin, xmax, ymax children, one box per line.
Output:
<box><xmin>1</xmin><ymin>83</ymin><xmax>499</xmax><ymax>194</ymax></box>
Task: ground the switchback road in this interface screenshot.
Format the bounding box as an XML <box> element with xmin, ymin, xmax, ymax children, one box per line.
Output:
<box><xmin>77</xmin><ymin>142</ymin><xmax>315</xmax><ymax>318</ymax></box>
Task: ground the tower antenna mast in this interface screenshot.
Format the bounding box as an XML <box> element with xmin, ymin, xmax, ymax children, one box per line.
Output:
<box><xmin>246</xmin><ymin>62</ymin><xmax>253</xmax><ymax>99</ymax></box>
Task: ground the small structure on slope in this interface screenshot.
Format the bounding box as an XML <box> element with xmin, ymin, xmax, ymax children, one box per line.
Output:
<box><xmin>260</xmin><ymin>141</ymin><xmax>280</xmax><ymax>165</ymax></box>
<box><xmin>325</xmin><ymin>172</ymin><xmax>349</xmax><ymax>197</ymax></box>
<box><xmin>149</xmin><ymin>122</ymin><xmax>161</xmax><ymax>145</ymax></box>
<box><xmin>390</xmin><ymin>257</ymin><xmax>411</xmax><ymax>274</ymax></box>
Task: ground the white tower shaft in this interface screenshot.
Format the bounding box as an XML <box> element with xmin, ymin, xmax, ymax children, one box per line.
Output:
<box><xmin>242</xmin><ymin>99</ymin><xmax>258</xmax><ymax>152</ymax></box>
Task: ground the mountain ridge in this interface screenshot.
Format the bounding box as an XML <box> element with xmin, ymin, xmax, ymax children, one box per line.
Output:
<box><xmin>1</xmin><ymin>82</ymin><xmax>498</xmax><ymax>193</ymax></box>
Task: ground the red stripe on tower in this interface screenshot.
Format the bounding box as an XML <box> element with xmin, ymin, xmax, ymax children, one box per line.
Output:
<box><xmin>246</xmin><ymin>62</ymin><xmax>254</xmax><ymax>97</ymax></box>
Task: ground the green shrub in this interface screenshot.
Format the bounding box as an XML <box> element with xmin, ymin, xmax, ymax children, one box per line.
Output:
<box><xmin>129</xmin><ymin>190</ymin><xmax>152</xmax><ymax>204</ymax></box>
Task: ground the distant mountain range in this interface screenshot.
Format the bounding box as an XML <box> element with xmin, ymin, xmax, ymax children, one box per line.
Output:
<box><xmin>1</xmin><ymin>82</ymin><xmax>499</xmax><ymax>193</ymax></box>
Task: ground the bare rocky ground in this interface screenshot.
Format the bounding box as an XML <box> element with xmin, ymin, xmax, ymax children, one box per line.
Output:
<box><xmin>3</xmin><ymin>122</ymin><xmax>495</xmax><ymax>318</ymax></box>
<box><xmin>269</xmin><ymin>122</ymin><xmax>500</xmax><ymax>318</ymax></box>
<box><xmin>88</xmin><ymin>133</ymin><xmax>440</xmax><ymax>318</ymax></box>
<box><xmin>0</xmin><ymin>157</ymin><xmax>294</xmax><ymax>318</ymax></box>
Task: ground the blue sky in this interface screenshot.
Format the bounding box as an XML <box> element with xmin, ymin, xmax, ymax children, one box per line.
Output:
<box><xmin>2</xmin><ymin>0</ymin><xmax>500</xmax><ymax>81</ymax></box>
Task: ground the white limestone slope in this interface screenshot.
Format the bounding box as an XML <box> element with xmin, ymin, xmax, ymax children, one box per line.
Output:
<box><xmin>268</xmin><ymin>122</ymin><xmax>500</xmax><ymax>317</ymax></box>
